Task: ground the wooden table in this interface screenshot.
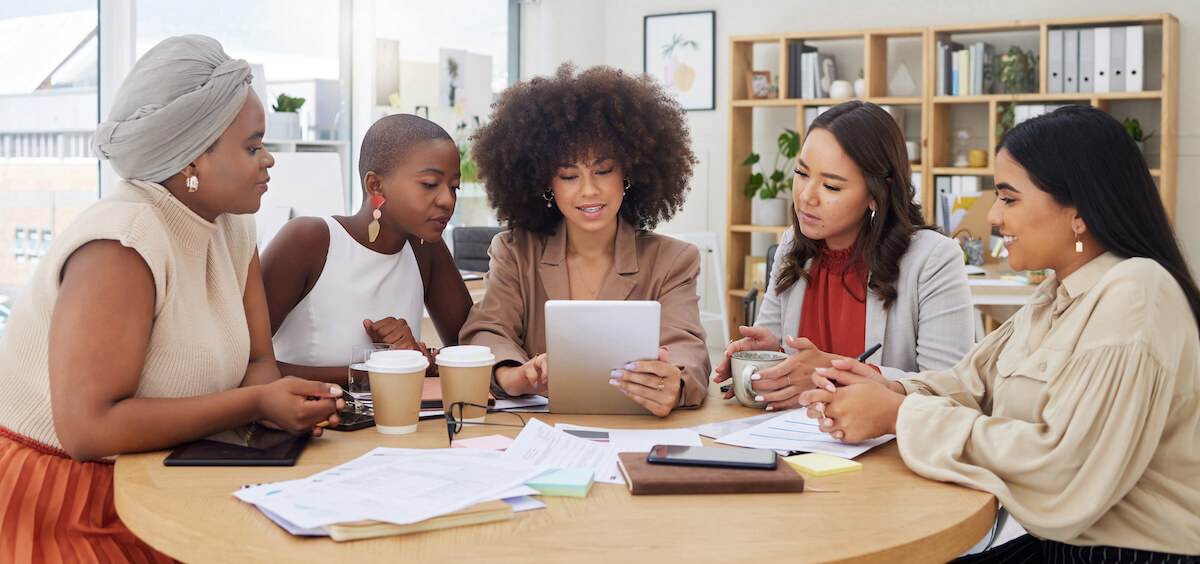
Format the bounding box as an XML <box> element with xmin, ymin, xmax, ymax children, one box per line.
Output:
<box><xmin>969</xmin><ymin>262</ymin><xmax>1038</xmax><ymax>334</ymax></box>
<box><xmin>114</xmin><ymin>386</ymin><xmax>996</xmax><ymax>563</ymax></box>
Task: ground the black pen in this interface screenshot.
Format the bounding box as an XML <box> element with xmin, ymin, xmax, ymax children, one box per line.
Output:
<box><xmin>856</xmin><ymin>342</ymin><xmax>882</xmax><ymax>363</ymax></box>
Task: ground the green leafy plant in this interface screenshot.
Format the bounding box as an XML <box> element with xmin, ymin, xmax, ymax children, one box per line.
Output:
<box><xmin>742</xmin><ymin>128</ymin><xmax>801</xmax><ymax>200</ymax></box>
<box><xmin>272</xmin><ymin>93</ymin><xmax>306</xmax><ymax>113</ymax></box>
<box><xmin>456</xmin><ymin>117</ymin><xmax>482</xmax><ymax>184</ymax></box>
<box><xmin>1123</xmin><ymin>117</ymin><xmax>1154</xmax><ymax>143</ymax></box>
<box><xmin>995</xmin><ymin>46</ymin><xmax>1038</xmax><ymax>137</ymax></box>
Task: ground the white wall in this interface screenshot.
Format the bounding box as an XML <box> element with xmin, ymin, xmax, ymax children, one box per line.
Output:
<box><xmin>521</xmin><ymin>0</ymin><xmax>1200</xmax><ymax>269</ymax></box>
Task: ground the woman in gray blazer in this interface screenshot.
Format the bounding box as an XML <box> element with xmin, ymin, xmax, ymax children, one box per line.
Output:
<box><xmin>714</xmin><ymin>101</ymin><xmax>975</xmax><ymax>411</ymax></box>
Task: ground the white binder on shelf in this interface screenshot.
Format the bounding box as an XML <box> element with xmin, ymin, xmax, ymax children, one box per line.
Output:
<box><xmin>936</xmin><ymin>41</ymin><xmax>946</xmax><ymax>95</ymax></box>
<box><xmin>1063</xmin><ymin>29</ymin><xmax>1079</xmax><ymax>94</ymax></box>
<box><xmin>1079</xmin><ymin>28</ymin><xmax>1094</xmax><ymax>93</ymax></box>
<box><xmin>1094</xmin><ymin>27</ymin><xmax>1111</xmax><ymax>93</ymax></box>
<box><xmin>1110</xmin><ymin>26</ymin><xmax>1125</xmax><ymax>92</ymax></box>
<box><xmin>1047</xmin><ymin>29</ymin><xmax>1063</xmax><ymax>94</ymax></box>
<box><xmin>1125</xmin><ymin>25</ymin><xmax>1144</xmax><ymax>92</ymax></box>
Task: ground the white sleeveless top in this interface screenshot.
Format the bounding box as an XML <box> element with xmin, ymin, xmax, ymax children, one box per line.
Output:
<box><xmin>272</xmin><ymin>216</ymin><xmax>425</xmax><ymax>366</ymax></box>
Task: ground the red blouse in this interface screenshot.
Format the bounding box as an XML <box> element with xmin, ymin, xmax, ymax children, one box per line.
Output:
<box><xmin>797</xmin><ymin>243</ymin><xmax>868</xmax><ymax>359</ymax></box>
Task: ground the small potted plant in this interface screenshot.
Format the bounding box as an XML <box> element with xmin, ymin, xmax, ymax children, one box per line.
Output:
<box><xmin>742</xmin><ymin>128</ymin><xmax>801</xmax><ymax>226</ymax></box>
<box><xmin>268</xmin><ymin>93</ymin><xmax>306</xmax><ymax>139</ymax></box>
<box><xmin>995</xmin><ymin>46</ymin><xmax>1038</xmax><ymax>138</ymax></box>
<box><xmin>1123</xmin><ymin>117</ymin><xmax>1154</xmax><ymax>155</ymax></box>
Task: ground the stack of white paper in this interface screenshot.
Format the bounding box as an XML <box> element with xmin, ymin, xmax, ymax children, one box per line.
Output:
<box><xmin>715</xmin><ymin>411</ymin><xmax>893</xmax><ymax>459</ymax></box>
<box><xmin>234</xmin><ymin>447</ymin><xmax>544</xmax><ymax>532</ymax></box>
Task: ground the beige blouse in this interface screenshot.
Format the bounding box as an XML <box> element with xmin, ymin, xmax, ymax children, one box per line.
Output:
<box><xmin>896</xmin><ymin>253</ymin><xmax>1200</xmax><ymax>554</ymax></box>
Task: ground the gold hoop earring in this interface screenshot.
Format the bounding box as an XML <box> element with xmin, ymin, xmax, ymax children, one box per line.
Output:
<box><xmin>186</xmin><ymin>175</ymin><xmax>199</xmax><ymax>193</ymax></box>
<box><xmin>543</xmin><ymin>190</ymin><xmax>554</xmax><ymax>208</ymax></box>
<box><xmin>870</xmin><ymin>208</ymin><xmax>876</xmax><ymax>225</ymax></box>
<box><xmin>623</xmin><ymin>177</ymin><xmax>631</xmax><ymax>191</ymax></box>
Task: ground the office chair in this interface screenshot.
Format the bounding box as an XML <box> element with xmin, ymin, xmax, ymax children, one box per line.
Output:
<box><xmin>742</xmin><ymin>243</ymin><xmax>779</xmax><ymax>326</ymax></box>
<box><xmin>452</xmin><ymin>226</ymin><xmax>504</xmax><ymax>272</ymax></box>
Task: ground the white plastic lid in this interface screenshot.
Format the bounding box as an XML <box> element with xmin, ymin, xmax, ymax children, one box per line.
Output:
<box><xmin>364</xmin><ymin>349</ymin><xmax>428</xmax><ymax>373</ymax></box>
<box><xmin>435</xmin><ymin>345</ymin><xmax>495</xmax><ymax>367</ymax></box>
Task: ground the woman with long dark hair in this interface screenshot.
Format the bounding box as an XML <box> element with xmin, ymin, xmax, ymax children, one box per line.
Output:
<box><xmin>715</xmin><ymin>101</ymin><xmax>975</xmax><ymax>409</ymax></box>
<box><xmin>800</xmin><ymin>105</ymin><xmax>1200</xmax><ymax>560</ymax></box>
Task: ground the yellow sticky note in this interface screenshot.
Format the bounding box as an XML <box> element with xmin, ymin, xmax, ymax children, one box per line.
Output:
<box><xmin>783</xmin><ymin>453</ymin><xmax>862</xmax><ymax>477</ymax></box>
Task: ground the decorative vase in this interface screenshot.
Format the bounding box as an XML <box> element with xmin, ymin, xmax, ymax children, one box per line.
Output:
<box><xmin>853</xmin><ymin>78</ymin><xmax>865</xmax><ymax>97</ymax></box>
<box><xmin>267</xmin><ymin>112</ymin><xmax>302</xmax><ymax>140</ymax></box>
<box><xmin>829</xmin><ymin>80</ymin><xmax>853</xmax><ymax>99</ymax></box>
<box><xmin>751</xmin><ymin>197</ymin><xmax>789</xmax><ymax>227</ymax></box>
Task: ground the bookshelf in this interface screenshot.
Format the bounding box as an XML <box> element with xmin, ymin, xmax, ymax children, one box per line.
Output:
<box><xmin>724</xmin><ymin>14</ymin><xmax>1178</xmax><ymax>337</ymax></box>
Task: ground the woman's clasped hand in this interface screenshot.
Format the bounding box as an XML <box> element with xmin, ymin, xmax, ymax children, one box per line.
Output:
<box><xmin>797</xmin><ymin>358</ymin><xmax>905</xmax><ymax>443</ymax></box>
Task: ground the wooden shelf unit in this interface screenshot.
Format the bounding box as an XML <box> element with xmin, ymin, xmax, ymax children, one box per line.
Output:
<box><xmin>725</xmin><ymin>14</ymin><xmax>1178</xmax><ymax>337</ymax></box>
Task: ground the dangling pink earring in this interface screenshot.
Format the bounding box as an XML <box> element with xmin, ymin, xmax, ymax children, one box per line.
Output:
<box><xmin>368</xmin><ymin>195</ymin><xmax>385</xmax><ymax>243</ymax></box>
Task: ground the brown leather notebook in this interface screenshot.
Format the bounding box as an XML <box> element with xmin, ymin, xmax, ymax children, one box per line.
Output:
<box><xmin>616</xmin><ymin>452</ymin><xmax>804</xmax><ymax>495</ymax></box>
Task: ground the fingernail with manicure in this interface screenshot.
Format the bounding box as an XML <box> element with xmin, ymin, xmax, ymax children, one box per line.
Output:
<box><xmin>625</xmin><ymin>363</ymin><xmax>637</xmax><ymax>371</ymax></box>
<box><xmin>750</xmin><ymin>374</ymin><xmax>761</xmax><ymax>381</ymax></box>
<box><xmin>330</xmin><ymin>385</ymin><xmax>342</xmax><ymax>395</ymax></box>
<box><xmin>610</xmin><ymin>370</ymin><xmax>622</xmax><ymax>379</ymax></box>
<box><xmin>755</xmin><ymin>395</ymin><xmax>764</xmax><ymax>402</ymax></box>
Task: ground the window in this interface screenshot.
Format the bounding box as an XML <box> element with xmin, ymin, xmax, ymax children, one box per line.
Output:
<box><xmin>0</xmin><ymin>2</ymin><xmax>100</xmax><ymax>321</ymax></box>
<box><xmin>374</xmin><ymin>0</ymin><xmax>516</xmax><ymax>229</ymax></box>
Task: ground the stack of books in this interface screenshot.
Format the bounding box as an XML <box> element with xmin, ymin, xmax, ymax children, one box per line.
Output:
<box><xmin>787</xmin><ymin>42</ymin><xmax>837</xmax><ymax>99</ymax></box>
<box><xmin>936</xmin><ymin>41</ymin><xmax>994</xmax><ymax>96</ymax></box>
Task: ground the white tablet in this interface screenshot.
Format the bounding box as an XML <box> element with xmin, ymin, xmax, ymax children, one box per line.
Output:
<box><xmin>544</xmin><ymin>300</ymin><xmax>661</xmax><ymax>415</ymax></box>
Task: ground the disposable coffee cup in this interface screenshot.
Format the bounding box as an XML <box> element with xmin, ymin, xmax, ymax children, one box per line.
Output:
<box><xmin>365</xmin><ymin>350</ymin><xmax>428</xmax><ymax>434</ymax></box>
<box><xmin>730</xmin><ymin>350</ymin><xmax>789</xmax><ymax>409</ymax></box>
<box><xmin>436</xmin><ymin>345</ymin><xmax>495</xmax><ymax>423</ymax></box>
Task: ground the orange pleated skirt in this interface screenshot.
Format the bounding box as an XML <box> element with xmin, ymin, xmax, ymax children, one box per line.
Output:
<box><xmin>0</xmin><ymin>427</ymin><xmax>175</xmax><ymax>563</ymax></box>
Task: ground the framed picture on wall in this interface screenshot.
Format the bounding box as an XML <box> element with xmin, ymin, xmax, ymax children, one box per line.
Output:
<box><xmin>644</xmin><ymin>10</ymin><xmax>715</xmax><ymax>111</ymax></box>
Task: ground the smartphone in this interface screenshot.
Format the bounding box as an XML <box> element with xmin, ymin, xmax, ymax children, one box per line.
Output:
<box><xmin>328</xmin><ymin>409</ymin><xmax>375</xmax><ymax>432</ymax></box>
<box><xmin>646</xmin><ymin>445</ymin><xmax>778</xmax><ymax>470</ymax></box>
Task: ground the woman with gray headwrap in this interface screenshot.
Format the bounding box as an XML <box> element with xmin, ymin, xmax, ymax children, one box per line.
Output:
<box><xmin>0</xmin><ymin>35</ymin><xmax>343</xmax><ymax>560</ymax></box>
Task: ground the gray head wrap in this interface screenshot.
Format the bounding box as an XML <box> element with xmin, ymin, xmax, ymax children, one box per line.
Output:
<box><xmin>92</xmin><ymin>35</ymin><xmax>252</xmax><ymax>182</ymax></box>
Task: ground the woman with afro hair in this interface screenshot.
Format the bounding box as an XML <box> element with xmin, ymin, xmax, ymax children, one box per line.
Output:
<box><xmin>459</xmin><ymin>63</ymin><xmax>710</xmax><ymax>416</ymax></box>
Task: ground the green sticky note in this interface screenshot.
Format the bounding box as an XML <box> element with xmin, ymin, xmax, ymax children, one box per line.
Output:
<box><xmin>527</xmin><ymin>468</ymin><xmax>595</xmax><ymax>498</ymax></box>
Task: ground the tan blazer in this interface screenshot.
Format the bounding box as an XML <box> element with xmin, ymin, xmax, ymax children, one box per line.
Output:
<box><xmin>460</xmin><ymin>219</ymin><xmax>711</xmax><ymax>407</ymax></box>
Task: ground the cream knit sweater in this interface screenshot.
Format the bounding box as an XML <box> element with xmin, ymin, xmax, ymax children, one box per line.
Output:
<box><xmin>0</xmin><ymin>180</ymin><xmax>256</xmax><ymax>451</ymax></box>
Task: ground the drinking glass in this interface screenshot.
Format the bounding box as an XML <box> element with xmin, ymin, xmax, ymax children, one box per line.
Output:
<box><xmin>349</xmin><ymin>343</ymin><xmax>393</xmax><ymax>414</ymax></box>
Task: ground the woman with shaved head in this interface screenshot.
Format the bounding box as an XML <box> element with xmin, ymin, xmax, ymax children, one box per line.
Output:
<box><xmin>262</xmin><ymin>114</ymin><xmax>472</xmax><ymax>383</ymax></box>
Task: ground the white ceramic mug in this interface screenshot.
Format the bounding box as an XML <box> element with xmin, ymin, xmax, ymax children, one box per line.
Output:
<box><xmin>730</xmin><ymin>350</ymin><xmax>789</xmax><ymax>409</ymax></box>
